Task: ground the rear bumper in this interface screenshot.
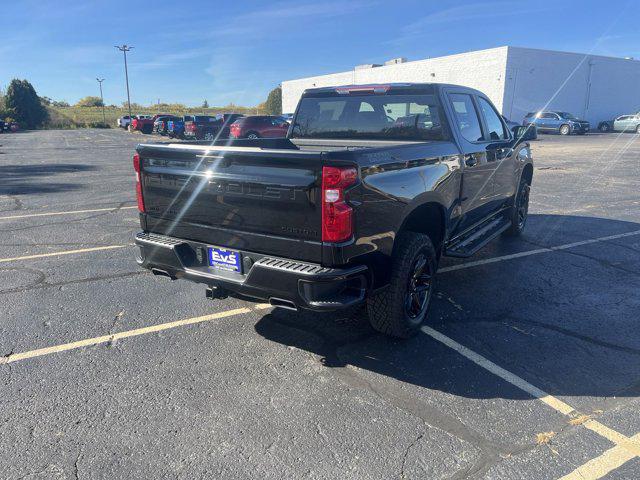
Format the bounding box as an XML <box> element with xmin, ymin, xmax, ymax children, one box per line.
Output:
<box><xmin>134</xmin><ymin>232</ymin><xmax>368</xmax><ymax>311</ymax></box>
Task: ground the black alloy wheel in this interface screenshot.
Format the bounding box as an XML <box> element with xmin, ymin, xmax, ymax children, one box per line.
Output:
<box><xmin>404</xmin><ymin>253</ymin><xmax>433</xmax><ymax>319</ymax></box>
<box><xmin>516</xmin><ymin>183</ymin><xmax>530</xmax><ymax>230</ymax></box>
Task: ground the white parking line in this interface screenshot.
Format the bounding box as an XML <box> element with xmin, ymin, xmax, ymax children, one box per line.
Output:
<box><xmin>439</xmin><ymin>229</ymin><xmax>640</xmax><ymax>273</ymax></box>
<box><xmin>420</xmin><ymin>326</ymin><xmax>640</xmax><ymax>478</ymax></box>
<box><xmin>0</xmin><ymin>205</ymin><xmax>137</xmax><ymax>221</ymax></box>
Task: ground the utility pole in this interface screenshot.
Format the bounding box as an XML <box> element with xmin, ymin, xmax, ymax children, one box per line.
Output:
<box><xmin>115</xmin><ymin>45</ymin><xmax>133</xmax><ymax>120</ymax></box>
<box><xmin>96</xmin><ymin>77</ymin><xmax>106</xmax><ymax>124</ymax></box>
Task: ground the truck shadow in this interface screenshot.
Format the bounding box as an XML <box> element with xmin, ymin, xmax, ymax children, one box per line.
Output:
<box><xmin>0</xmin><ymin>164</ymin><xmax>97</xmax><ymax>195</ymax></box>
<box><xmin>255</xmin><ymin>214</ymin><xmax>640</xmax><ymax>401</ymax></box>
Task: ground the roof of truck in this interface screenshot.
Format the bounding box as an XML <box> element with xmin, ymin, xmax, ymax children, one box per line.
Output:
<box><xmin>301</xmin><ymin>82</ymin><xmax>483</xmax><ymax>96</ymax></box>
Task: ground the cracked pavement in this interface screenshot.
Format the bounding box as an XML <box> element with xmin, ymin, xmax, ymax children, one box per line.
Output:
<box><xmin>0</xmin><ymin>129</ymin><xmax>639</xmax><ymax>479</ymax></box>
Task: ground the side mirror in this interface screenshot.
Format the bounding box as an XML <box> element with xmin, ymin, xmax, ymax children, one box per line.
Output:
<box><xmin>512</xmin><ymin>125</ymin><xmax>529</xmax><ymax>140</ymax></box>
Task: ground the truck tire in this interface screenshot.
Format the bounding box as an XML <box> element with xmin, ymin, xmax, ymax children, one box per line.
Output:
<box><xmin>366</xmin><ymin>232</ymin><xmax>437</xmax><ymax>338</ymax></box>
<box><xmin>504</xmin><ymin>179</ymin><xmax>530</xmax><ymax>236</ymax></box>
<box><xmin>559</xmin><ymin>124</ymin><xmax>570</xmax><ymax>135</ymax></box>
<box><xmin>598</xmin><ymin>122</ymin><xmax>610</xmax><ymax>132</ymax></box>
<box><xmin>636</xmin><ymin>124</ymin><xmax>640</xmax><ymax>134</ymax></box>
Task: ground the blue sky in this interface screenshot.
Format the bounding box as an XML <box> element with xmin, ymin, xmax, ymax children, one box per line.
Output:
<box><xmin>1</xmin><ymin>0</ymin><xmax>637</xmax><ymax>107</ymax></box>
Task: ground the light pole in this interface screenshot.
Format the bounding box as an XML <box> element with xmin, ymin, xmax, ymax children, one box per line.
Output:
<box><xmin>115</xmin><ymin>44</ymin><xmax>133</xmax><ymax>121</ymax></box>
<box><xmin>96</xmin><ymin>77</ymin><xmax>106</xmax><ymax>125</ymax></box>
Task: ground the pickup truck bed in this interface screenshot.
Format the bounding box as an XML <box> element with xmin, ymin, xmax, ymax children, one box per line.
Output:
<box><xmin>134</xmin><ymin>83</ymin><xmax>533</xmax><ymax>337</ymax></box>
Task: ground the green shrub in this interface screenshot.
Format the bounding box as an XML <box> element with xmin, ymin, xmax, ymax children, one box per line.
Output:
<box><xmin>87</xmin><ymin>121</ymin><xmax>111</xmax><ymax>129</ymax></box>
<box><xmin>5</xmin><ymin>79</ymin><xmax>49</xmax><ymax>128</ymax></box>
<box><xmin>264</xmin><ymin>86</ymin><xmax>282</xmax><ymax>115</ymax></box>
<box><xmin>76</xmin><ymin>96</ymin><xmax>104</xmax><ymax>107</ymax></box>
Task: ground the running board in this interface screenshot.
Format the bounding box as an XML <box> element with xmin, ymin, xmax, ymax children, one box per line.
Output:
<box><xmin>444</xmin><ymin>217</ymin><xmax>510</xmax><ymax>258</ymax></box>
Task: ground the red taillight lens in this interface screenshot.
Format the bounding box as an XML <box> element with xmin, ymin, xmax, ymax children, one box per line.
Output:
<box><xmin>133</xmin><ymin>153</ymin><xmax>145</xmax><ymax>213</ymax></box>
<box><xmin>321</xmin><ymin>166</ymin><xmax>357</xmax><ymax>243</ymax></box>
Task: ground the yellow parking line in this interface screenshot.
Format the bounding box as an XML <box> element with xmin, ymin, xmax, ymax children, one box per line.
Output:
<box><xmin>420</xmin><ymin>326</ymin><xmax>640</xmax><ymax>475</ymax></box>
<box><xmin>0</xmin><ymin>306</ymin><xmax>256</xmax><ymax>365</ymax></box>
<box><xmin>0</xmin><ymin>205</ymin><xmax>137</xmax><ymax>221</ymax></box>
<box><xmin>0</xmin><ymin>245</ymin><xmax>129</xmax><ymax>263</ymax></box>
<box><xmin>558</xmin><ymin>433</ymin><xmax>640</xmax><ymax>480</ymax></box>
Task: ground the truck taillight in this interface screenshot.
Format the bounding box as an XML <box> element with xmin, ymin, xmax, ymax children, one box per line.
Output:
<box><xmin>133</xmin><ymin>153</ymin><xmax>145</xmax><ymax>213</ymax></box>
<box><xmin>321</xmin><ymin>166</ymin><xmax>357</xmax><ymax>243</ymax></box>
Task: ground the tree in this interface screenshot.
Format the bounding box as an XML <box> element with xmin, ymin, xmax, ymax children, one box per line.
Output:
<box><xmin>4</xmin><ymin>79</ymin><xmax>48</xmax><ymax>128</ymax></box>
<box><xmin>264</xmin><ymin>86</ymin><xmax>282</xmax><ymax>115</ymax></box>
<box><xmin>76</xmin><ymin>96</ymin><xmax>104</xmax><ymax>107</ymax></box>
<box><xmin>202</xmin><ymin>99</ymin><xmax>209</xmax><ymax>108</ymax></box>
<box><xmin>0</xmin><ymin>91</ymin><xmax>7</xmax><ymax>120</ymax></box>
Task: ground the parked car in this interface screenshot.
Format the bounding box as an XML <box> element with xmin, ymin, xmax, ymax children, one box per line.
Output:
<box><xmin>153</xmin><ymin>115</ymin><xmax>181</xmax><ymax>136</ymax></box>
<box><xmin>502</xmin><ymin>115</ymin><xmax>536</xmax><ymax>140</ymax></box>
<box><xmin>184</xmin><ymin>114</ymin><xmax>245</xmax><ymax>140</ymax></box>
<box><xmin>229</xmin><ymin>115</ymin><xmax>290</xmax><ymax>139</ymax></box>
<box><xmin>523</xmin><ymin>111</ymin><xmax>590</xmax><ymax>135</ymax></box>
<box><xmin>167</xmin><ymin>115</ymin><xmax>194</xmax><ymax>139</ymax></box>
<box><xmin>0</xmin><ymin>120</ymin><xmax>4</xmax><ymax>133</ymax></box>
<box><xmin>612</xmin><ymin>114</ymin><xmax>640</xmax><ymax>133</ymax></box>
<box><xmin>117</xmin><ymin>115</ymin><xmax>133</xmax><ymax>129</ymax></box>
<box><xmin>597</xmin><ymin>120</ymin><xmax>614</xmax><ymax>132</ymax></box>
<box><xmin>131</xmin><ymin>114</ymin><xmax>168</xmax><ymax>134</ymax></box>
<box><xmin>133</xmin><ymin>82</ymin><xmax>533</xmax><ymax>338</ymax></box>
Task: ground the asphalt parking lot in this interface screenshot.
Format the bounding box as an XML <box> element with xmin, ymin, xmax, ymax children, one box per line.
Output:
<box><xmin>1</xmin><ymin>128</ymin><xmax>639</xmax><ymax>479</ymax></box>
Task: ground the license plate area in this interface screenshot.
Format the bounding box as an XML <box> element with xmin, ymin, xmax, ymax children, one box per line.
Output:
<box><xmin>208</xmin><ymin>247</ymin><xmax>242</xmax><ymax>273</ymax></box>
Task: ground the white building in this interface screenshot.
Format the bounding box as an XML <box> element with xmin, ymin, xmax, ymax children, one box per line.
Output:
<box><xmin>282</xmin><ymin>46</ymin><xmax>640</xmax><ymax>126</ymax></box>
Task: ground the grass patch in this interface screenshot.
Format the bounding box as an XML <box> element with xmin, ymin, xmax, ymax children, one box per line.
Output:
<box><xmin>45</xmin><ymin>105</ymin><xmax>264</xmax><ymax>129</ymax></box>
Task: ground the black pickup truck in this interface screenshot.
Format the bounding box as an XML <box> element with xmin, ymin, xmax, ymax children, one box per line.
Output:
<box><xmin>133</xmin><ymin>83</ymin><xmax>533</xmax><ymax>337</ymax></box>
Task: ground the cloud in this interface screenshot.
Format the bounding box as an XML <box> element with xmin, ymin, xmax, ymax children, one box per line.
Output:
<box><xmin>389</xmin><ymin>2</ymin><xmax>552</xmax><ymax>45</ymax></box>
<box><xmin>130</xmin><ymin>48</ymin><xmax>210</xmax><ymax>71</ymax></box>
<box><xmin>191</xmin><ymin>0</ymin><xmax>377</xmax><ymax>104</ymax></box>
<box><xmin>171</xmin><ymin>0</ymin><xmax>377</xmax><ymax>40</ymax></box>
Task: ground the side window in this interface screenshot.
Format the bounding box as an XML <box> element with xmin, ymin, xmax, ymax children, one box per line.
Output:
<box><xmin>477</xmin><ymin>97</ymin><xmax>507</xmax><ymax>140</ymax></box>
<box><xmin>449</xmin><ymin>93</ymin><xmax>483</xmax><ymax>142</ymax></box>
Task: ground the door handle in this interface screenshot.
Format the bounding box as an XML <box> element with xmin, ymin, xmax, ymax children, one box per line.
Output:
<box><xmin>496</xmin><ymin>147</ymin><xmax>514</xmax><ymax>160</ymax></box>
<box><xmin>465</xmin><ymin>155</ymin><xmax>478</xmax><ymax>167</ymax></box>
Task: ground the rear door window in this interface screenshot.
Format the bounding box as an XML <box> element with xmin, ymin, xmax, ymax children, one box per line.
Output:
<box><xmin>477</xmin><ymin>97</ymin><xmax>507</xmax><ymax>140</ymax></box>
<box><xmin>449</xmin><ymin>93</ymin><xmax>483</xmax><ymax>142</ymax></box>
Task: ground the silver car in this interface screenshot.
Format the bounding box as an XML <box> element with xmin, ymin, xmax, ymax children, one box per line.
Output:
<box><xmin>612</xmin><ymin>114</ymin><xmax>640</xmax><ymax>133</ymax></box>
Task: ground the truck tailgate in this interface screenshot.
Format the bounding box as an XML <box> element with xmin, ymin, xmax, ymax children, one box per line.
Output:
<box><xmin>137</xmin><ymin>144</ymin><xmax>324</xmax><ymax>262</ymax></box>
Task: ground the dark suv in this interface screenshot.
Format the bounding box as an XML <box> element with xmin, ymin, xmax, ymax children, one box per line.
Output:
<box><xmin>523</xmin><ymin>111</ymin><xmax>589</xmax><ymax>135</ymax></box>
